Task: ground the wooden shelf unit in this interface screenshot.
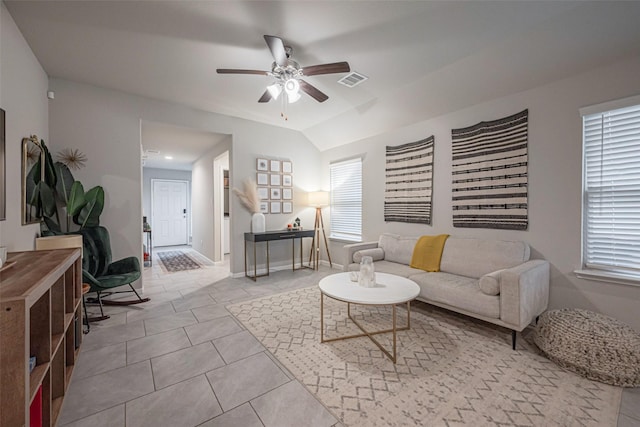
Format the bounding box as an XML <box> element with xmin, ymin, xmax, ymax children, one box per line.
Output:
<box><xmin>0</xmin><ymin>248</ymin><xmax>83</xmax><ymax>427</ymax></box>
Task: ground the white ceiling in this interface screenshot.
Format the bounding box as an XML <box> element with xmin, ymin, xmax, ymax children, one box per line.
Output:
<box><xmin>141</xmin><ymin>121</ymin><xmax>227</xmax><ymax>171</ymax></box>
<box><xmin>6</xmin><ymin>1</ymin><xmax>640</xmax><ymax>151</ymax></box>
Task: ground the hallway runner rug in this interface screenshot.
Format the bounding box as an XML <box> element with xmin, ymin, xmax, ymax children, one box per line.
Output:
<box><xmin>157</xmin><ymin>250</ymin><xmax>203</xmax><ymax>272</ymax></box>
<box><xmin>228</xmin><ymin>286</ymin><xmax>621</xmax><ymax>427</ymax></box>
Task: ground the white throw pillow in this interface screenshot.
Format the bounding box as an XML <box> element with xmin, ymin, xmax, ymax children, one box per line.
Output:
<box><xmin>353</xmin><ymin>248</ymin><xmax>385</xmax><ymax>263</ymax></box>
<box><xmin>478</xmin><ymin>270</ymin><xmax>503</xmax><ymax>296</ymax></box>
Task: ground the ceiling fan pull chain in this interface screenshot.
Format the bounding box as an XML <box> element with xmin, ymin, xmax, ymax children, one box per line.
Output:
<box><xmin>282</xmin><ymin>94</ymin><xmax>288</xmax><ymax>121</ymax></box>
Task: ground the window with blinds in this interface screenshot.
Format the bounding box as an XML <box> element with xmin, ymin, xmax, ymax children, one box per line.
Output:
<box><xmin>330</xmin><ymin>158</ymin><xmax>362</xmax><ymax>241</ymax></box>
<box><xmin>582</xmin><ymin>101</ymin><xmax>640</xmax><ymax>277</ymax></box>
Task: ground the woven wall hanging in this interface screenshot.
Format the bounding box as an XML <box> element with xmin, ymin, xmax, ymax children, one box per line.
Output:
<box><xmin>384</xmin><ymin>136</ymin><xmax>434</xmax><ymax>224</ymax></box>
<box><xmin>451</xmin><ymin>109</ymin><xmax>528</xmax><ymax>230</ymax></box>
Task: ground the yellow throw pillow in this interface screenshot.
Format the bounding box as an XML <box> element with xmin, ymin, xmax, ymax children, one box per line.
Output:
<box><xmin>410</xmin><ymin>234</ymin><xmax>449</xmax><ymax>272</ymax></box>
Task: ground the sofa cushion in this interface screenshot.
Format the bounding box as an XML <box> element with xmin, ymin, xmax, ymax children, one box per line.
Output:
<box><xmin>410</xmin><ymin>272</ymin><xmax>500</xmax><ymax>319</ymax></box>
<box><xmin>347</xmin><ymin>261</ymin><xmax>423</xmax><ymax>278</ymax></box>
<box><xmin>478</xmin><ymin>269</ymin><xmax>503</xmax><ymax>296</ymax></box>
<box><xmin>353</xmin><ymin>248</ymin><xmax>385</xmax><ymax>263</ymax></box>
<box><xmin>378</xmin><ymin>233</ymin><xmax>418</xmax><ymax>265</ymax></box>
<box><xmin>440</xmin><ymin>237</ymin><xmax>530</xmax><ymax>278</ymax></box>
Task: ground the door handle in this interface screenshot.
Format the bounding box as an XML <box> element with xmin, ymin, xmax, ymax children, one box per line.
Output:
<box><xmin>183</xmin><ymin>209</ymin><xmax>187</xmax><ymax>214</ymax></box>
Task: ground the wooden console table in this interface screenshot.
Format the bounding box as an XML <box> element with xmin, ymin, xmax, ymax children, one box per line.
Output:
<box><xmin>0</xmin><ymin>248</ymin><xmax>83</xmax><ymax>427</ymax></box>
<box><xmin>244</xmin><ymin>229</ymin><xmax>316</xmax><ymax>281</ymax></box>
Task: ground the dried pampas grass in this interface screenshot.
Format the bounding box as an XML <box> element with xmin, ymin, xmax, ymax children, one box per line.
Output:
<box><xmin>233</xmin><ymin>179</ymin><xmax>260</xmax><ymax>213</ymax></box>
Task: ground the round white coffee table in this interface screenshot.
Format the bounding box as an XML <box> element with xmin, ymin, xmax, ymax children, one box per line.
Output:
<box><xmin>318</xmin><ymin>272</ymin><xmax>420</xmax><ymax>363</ymax></box>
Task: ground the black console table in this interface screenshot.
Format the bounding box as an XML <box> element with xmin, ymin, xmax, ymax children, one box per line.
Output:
<box><xmin>244</xmin><ymin>229</ymin><xmax>316</xmax><ymax>281</ymax></box>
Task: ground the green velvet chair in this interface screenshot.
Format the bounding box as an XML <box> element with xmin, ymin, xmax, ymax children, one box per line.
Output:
<box><xmin>80</xmin><ymin>226</ymin><xmax>148</xmax><ymax>319</ymax></box>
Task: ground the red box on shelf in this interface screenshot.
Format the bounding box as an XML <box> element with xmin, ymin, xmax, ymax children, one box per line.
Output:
<box><xmin>29</xmin><ymin>385</ymin><xmax>42</xmax><ymax>427</ymax></box>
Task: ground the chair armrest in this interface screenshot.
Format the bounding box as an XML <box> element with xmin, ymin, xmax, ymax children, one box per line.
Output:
<box><xmin>82</xmin><ymin>269</ymin><xmax>102</xmax><ymax>290</ymax></box>
<box><xmin>499</xmin><ymin>260</ymin><xmax>550</xmax><ymax>330</ymax></box>
<box><xmin>343</xmin><ymin>241</ymin><xmax>379</xmax><ymax>271</ymax></box>
<box><xmin>106</xmin><ymin>256</ymin><xmax>141</xmax><ymax>276</ymax></box>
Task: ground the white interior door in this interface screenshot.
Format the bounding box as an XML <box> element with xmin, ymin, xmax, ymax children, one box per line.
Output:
<box><xmin>152</xmin><ymin>180</ymin><xmax>188</xmax><ymax>247</ymax></box>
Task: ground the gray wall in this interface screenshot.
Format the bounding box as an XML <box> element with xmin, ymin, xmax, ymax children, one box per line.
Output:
<box><xmin>48</xmin><ymin>78</ymin><xmax>321</xmax><ymax>284</ymax></box>
<box><xmin>192</xmin><ymin>139</ymin><xmax>230</xmax><ymax>261</ymax></box>
<box><xmin>321</xmin><ymin>55</ymin><xmax>640</xmax><ymax>331</ymax></box>
<box><xmin>228</xmin><ymin>119</ymin><xmax>320</xmax><ymax>275</ymax></box>
<box><xmin>0</xmin><ymin>3</ymin><xmax>49</xmax><ymax>251</ymax></box>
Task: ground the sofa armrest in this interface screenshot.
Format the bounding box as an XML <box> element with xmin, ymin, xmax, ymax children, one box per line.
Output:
<box><xmin>499</xmin><ymin>260</ymin><xmax>550</xmax><ymax>330</ymax></box>
<box><xmin>342</xmin><ymin>241</ymin><xmax>379</xmax><ymax>271</ymax></box>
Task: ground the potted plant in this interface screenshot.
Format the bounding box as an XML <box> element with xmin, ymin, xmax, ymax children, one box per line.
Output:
<box><xmin>233</xmin><ymin>179</ymin><xmax>264</xmax><ymax>232</ymax></box>
<box><xmin>26</xmin><ymin>139</ymin><xmax>105</xmax><ymax>233</ymax></box>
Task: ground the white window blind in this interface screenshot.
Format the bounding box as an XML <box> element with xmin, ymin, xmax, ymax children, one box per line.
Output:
<box><xmin>583</xmin><ymin>102</ymin><xmax>640</xmax><ymax>275</ymax></box>
<box><xmin>330</xmin><ymin>158</ymin><xmax>362</xmax><ymax>241</ymax></box>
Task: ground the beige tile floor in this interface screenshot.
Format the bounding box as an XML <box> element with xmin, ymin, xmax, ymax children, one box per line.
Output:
<box><xmin>60</xmin><ymin>247</ymin><xmax>340</xmax><ymax>427</ymax></box>
<box><xmin>59</xmin><ymin>247</ymin><xmax>640</xmax><ymax>427</ymax></box>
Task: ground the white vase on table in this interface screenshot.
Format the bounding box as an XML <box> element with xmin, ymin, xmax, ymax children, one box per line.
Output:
<box><xmin>251</xmin><ymin>212</ymin><xmax>266</xmax><ymax>233</ymax></box>
<box><xmin>358</xmin><ymin>256</ymin><xmax>375</xmax><ymax>287</ymax></box>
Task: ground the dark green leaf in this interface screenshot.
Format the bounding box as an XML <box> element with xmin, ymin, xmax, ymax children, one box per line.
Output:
<box><xmin>40</xmin><ymin>140</ymin><xmax>57</xmax><ymax>188</ymax></box>
<box><xmin>29</xmin><ymin>182</ymin><xmax>44</xmax><ymax>215</ymax></box>
<box><xmin>39</xmin><ymin>182</ymin><xmax>56</xmax><ymax>218</ymax></box>
<box><xmin>42</xmin><ymin>216</ymin><xmax>61</xmax><ymax>233</ymax></box>
<box><xmin>31</xmin><ymin>152</ymin><xmax>43</xmax><ymax>184</ymax></box>
<box><xmin>25</xmin><ymin>164</ymin><xmax>39</xmax><ymax>205</ymax></box>
<box><xmin>77</xmin><ymin>186</ymin><xmax>104</xmax><ymax>228</ymax></box>
<box><xmin>55</xmin><ymin>162</ymin><xmax>75</xmax><ymax>205</ymax></box>
<box><xmin>67</xmin><ymin>181</ymin><xmax>86</xmax><ymax>216</ymax></box>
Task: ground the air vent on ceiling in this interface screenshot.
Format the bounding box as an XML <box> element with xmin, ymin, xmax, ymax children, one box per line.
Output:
<box><xmin>145</xmin><ymin>149</ymin><xmax>160</xmax><ymax>155</ymax></box>
<box><xmin>337</xmin><ymin>71</ymin><xmax>368</xmax><ymax>88</ymax></box>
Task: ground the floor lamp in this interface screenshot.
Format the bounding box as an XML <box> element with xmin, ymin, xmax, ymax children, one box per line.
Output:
<box><xmin>308</xmin><ymin>191</ymin><xmax>332</xmax><ymax>270</ymax></box>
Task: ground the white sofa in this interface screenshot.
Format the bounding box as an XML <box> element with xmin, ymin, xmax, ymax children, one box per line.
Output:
<box><xmin>344</xmin><ymin>233</ymin><xmax>550</xmax><ymax>349</ymax></box>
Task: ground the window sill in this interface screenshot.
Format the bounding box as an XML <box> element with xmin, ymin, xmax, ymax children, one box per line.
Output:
<box><xmin>573</xmin><ymin>269</ymin><xmax>640</xmax><ymax>287</ymax></box>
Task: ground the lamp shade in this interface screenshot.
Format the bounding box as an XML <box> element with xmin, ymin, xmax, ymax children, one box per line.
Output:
<box><xmin>308</xmin><ymin>191</ymin><xmax>329</xmax><ymax>207</ymax></box>
<box><xmin>267</xmin><ymin>83</ymin><xmax>282</xmax><ymax>100</ymax></box>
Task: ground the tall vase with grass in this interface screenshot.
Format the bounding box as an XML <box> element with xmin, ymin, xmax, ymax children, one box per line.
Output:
<box><xmin>233</xmin><ymin>179</ymin><xmax>264</xmax><ymax>233</ymax></box>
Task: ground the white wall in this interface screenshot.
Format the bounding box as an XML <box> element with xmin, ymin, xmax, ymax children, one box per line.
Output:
<box><xmin>321</xmin><ymin>56</ymin><xmax>640</xmax><ymax>331</ymax></box>
<box><xmin>142</xmin><ymin>167</ymin><xmax>192</xmax><ymax>242</ymax></box>
<box><xmin>0</xmin><ymin>3</ymin><xmax>48</xmax><ymax>251</ymax></box>
<box><xmin>229</xmin><ymin>119</ymin><xmax>321</xmax><ymax>274</ymax></box>
<box><xmin>192</xmin><ymin>139</ymin><xmax>230</xmax><ymax>261</ymax></box>
<box><xmin>48</xmin><ymin>78</ymin><xmax>322</xmax><ymax>280</ymax></box>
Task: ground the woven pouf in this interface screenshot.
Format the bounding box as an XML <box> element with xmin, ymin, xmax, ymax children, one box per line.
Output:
<box><xmin>533</xmin><ymin>308</ymin><xmax>640</xmax><ymax>387</ymax></box>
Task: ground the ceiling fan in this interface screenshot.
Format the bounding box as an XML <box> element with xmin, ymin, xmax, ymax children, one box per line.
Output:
<box><xmin>217</xmin><ymin>35</ymin><xmax>350</xmax><ymax>104</ymax></box>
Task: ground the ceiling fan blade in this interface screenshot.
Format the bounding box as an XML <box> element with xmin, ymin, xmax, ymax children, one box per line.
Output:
<box><xmin>299</xmin><ymin>80</ymin><xmax>329</xmax><ymax>103</ymax></box>
<box><xmin>216</xmin><ymin>69</ymin><xmax>269</xmax><ymax>75</ymax></box>
<box><xmin>258</xmin><ymin>90</ymin><xmax>272</xmax><ymax>103</ymax></box>
<box><xmin>264</xmin><ymin>35</ymin><xmax>287</xmax><ymax>67</ymax></box>
<box><xmin>302</xmin><ymin>61</ymin><xmax>350</xmax><ymax>77</ymax></box>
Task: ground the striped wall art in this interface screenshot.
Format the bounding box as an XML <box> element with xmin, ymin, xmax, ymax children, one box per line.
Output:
<box><xmin>451</xmin><ymin>109</ymin><xmax>528</xmax><ymax>230</ymax></box>
<box><xmin>384</xmin><ymin>136</ymin><xmax>434</xmax><ymax>224</ymax></box>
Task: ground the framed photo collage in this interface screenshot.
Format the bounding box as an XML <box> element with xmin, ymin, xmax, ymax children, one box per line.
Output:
<box><xmin>256</xmin><ymin>158</ymin><xmax>293</xmax><ymax>214</ymax></box>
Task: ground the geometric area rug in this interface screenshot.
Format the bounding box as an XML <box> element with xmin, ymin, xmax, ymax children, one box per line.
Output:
<box><xmin>157</xmin><ymin>250</ymin><xmax>204</xmax><ymax>273</ymax></box>
<box><xmin>228</xmin><ymin>287</ymin><xmax>622</xmax><ymax>427</ymax></box>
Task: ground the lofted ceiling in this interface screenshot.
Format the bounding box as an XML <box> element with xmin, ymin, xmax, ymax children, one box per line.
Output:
<box><xmin>6</xmin><ymin>1</ymin><xmax>640</xmax><ymax>151</ymax></box>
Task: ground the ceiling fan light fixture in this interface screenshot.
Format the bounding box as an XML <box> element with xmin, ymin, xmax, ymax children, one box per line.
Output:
<box><xmin>287</xmin><ymin>91</ymin><xmax>301</xmax><ymax>103</ymax></box>
<box><xmin>267</xmin><ymin>83</ymin><xmax>282</xmax><ymax>100</ymax></box>
<box><xmin>284</xmin><ymin>78</ymin><xmax>300</xmax><ymax>103</ymax></box>
<box><xmin>284</xmin><ymin>78</ymin><xmax>299</xmax><ymax>95</ymax></box>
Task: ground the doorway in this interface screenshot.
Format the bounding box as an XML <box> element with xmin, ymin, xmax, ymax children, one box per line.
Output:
<box><xmin>152</xmin><ymin>179</ymin><xmax>189</xmax><ymax>247</ymax></box>
<box><xmin>213</xmin><ymin>152</ymin><xmax>229</xmax><ymax>262</ymax></box>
